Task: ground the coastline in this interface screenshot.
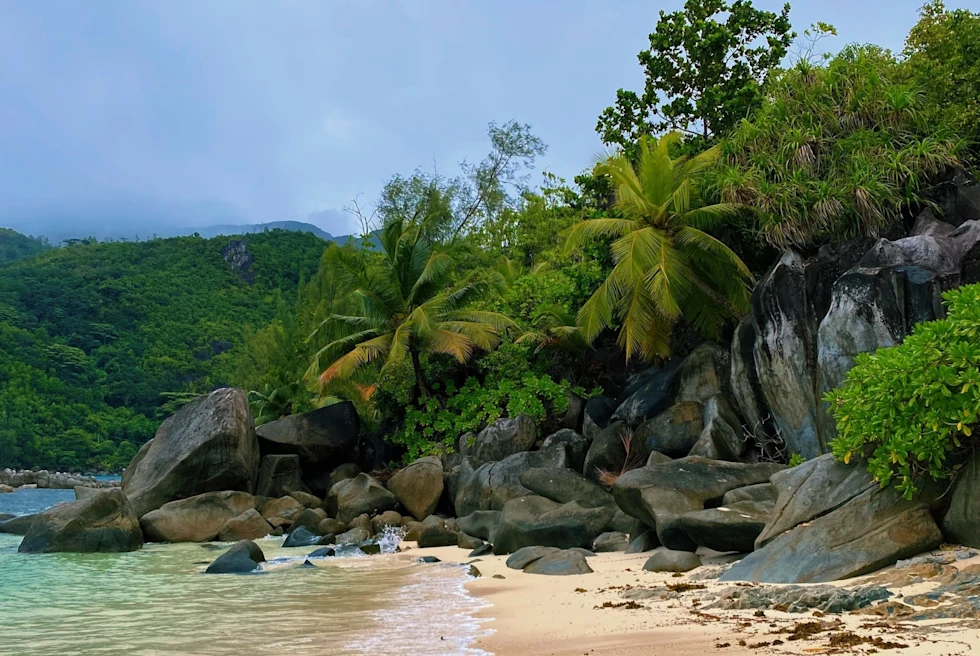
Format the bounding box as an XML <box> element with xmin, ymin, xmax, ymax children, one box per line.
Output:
<box><xmin>402</xmin><ymin>544</ymin><xmax>980</xmax><ymax>656</ymax></box>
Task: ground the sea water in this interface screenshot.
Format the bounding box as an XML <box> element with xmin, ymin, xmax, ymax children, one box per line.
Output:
<box><xmin>0</xmin><ymin>489</ymin><xmax>491</xmax><ymax>656</ymax></box>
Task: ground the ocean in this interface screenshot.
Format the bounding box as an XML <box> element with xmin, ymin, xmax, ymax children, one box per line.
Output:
<box><xmin>0</xmin><ymin>488</ymin><xmax>491</xmax><ymax>656</ymax></box>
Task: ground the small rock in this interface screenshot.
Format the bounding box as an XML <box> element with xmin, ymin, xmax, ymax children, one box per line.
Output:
<box><xmin>318</xmin><ymin>518</ymin><xmax>346</xmax><ymax>535</ymax></box>
<box><xmin>417</xmin><ymin>524</ymin><xmax>458</xmax><ymax>548</ymax></box>
<box><xmin>643</xmin><ymin>548</ymin><xmax>702</xmax><ymax>573</ymax></box>
<box><xmin>492</xmin><ymin>574</ymin><xmax>505</xmax><ymax>579</ymax></box>
<box><xmin>204</xmin><ymin>539</ymin><xmax>266</xmax><ymax>574</ymax></box>
<box><xmin>593</xmin><ymin>531</ymin><xmax>629</xmax><ymax>553</ymax></box>
<box><xmin>417</xmin><ymin>556</ymin><xmax>441</xmax><ymax>563</ymax></box>
<box><xmin>625</xmin><ymin>529</ymin><xmax>659</xmax><ymax>554</ymax></box>
<box><xmin>505</xmin><ymin>546</ymin><xmax>560</xmax><ymax>570</ymax></box>
<box><xmin>283</xmin><ymin>526</ymin><xmax>321</xmax><ymax>548</ymax></box>
<box><xmin>290</xmin><ymin>491</ymin><xmax>322</xmax><ymax>509</ymax></box>
<box><xmin>469</xmin><ymin>543</ymin><xmax>493</xmax><ymax>557</ymax></box>
<box><xmin>524</xmin><ymin>550</ymin><xmax>594</xmax><ymax>576</ymax></box>
<box><xmin>309</xmin><ymin>547</ymin><xmax>335</xmax><ymax>558</ymax></box>
<box><xmin>334</xmin><ymin>527</ymin><xmax>371</xmax><ymax>545</ymax></box>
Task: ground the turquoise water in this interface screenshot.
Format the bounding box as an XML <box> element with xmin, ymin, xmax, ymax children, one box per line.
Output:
<box><xmin>0</xmin><ymin>490</ymin><xmax>490</xmax><ymax>656</ymax></box>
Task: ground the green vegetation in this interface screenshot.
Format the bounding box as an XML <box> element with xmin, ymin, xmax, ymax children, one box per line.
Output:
<box><xmin>829</xmin><ymin>284</ymin><xmax>980</xmax><ymax>498</ymax></box>
<box><xmin>0</xmin><ymin>228</ymin><xmax>50</xmax><ymax>265</ymax></box>
<box><xmin>0</xmin><ymin>230</ymin><xmax>324</xmax><ymax>471</ymax></box>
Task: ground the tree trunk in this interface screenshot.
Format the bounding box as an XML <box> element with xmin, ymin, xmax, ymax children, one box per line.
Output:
<box><xmin>410</xmin><ymin>346</ymin><xmax>430</xmax><ymax>401</ymax></box>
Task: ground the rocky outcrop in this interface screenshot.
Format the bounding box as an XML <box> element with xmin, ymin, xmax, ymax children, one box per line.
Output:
<box><xmin>0</xmin><ymin>469</ymin><xmax>111</xmax><ymax>490</ymax></box>
<box><xmin>454</xmin><ymin>445</ymin><xmax>567</xmax><ymax>517</ymax></box>
<box><xmin>386</xmin><ymin>456</ymin><xmax>444</xmax><ymax>521</ymax></box>
<box><xmin>123</xmin><ymin>388</ymin><xmax>259</xmax><ymax>518</ymax></box>
<box><xmin>492</xmin><ymin>495</ymin><xmax>616</xmax><ymax>555</ymax></box>
<box><xmin>722</xmin><ymin>455</ymin><xmax>943</xmax><ymax>583</ymax></box>
<box><xmin>612</xmin><ymin>457</ymin><xmax>783</xmax><ymax>551</ymax></box>
<box><xmin>18</xmin><ymin>489</ymin><xmax>142</xmax><ymax>553</ymax></box>
<box><xmin>326</xmin><ymin>473</ymin><xmax>397</xmax><ymax>524</ymax></box>
<box><xmin>635</xmin><ymin>402</ymin><xmax>704</xmax><ymax>458</ymax></box>
<box><xmin>140</xmin><ymin>491</ymin><xmax>255</xmax><ymax>543</ymax></box>
<box><xmin>256</xmin><ymin>402</ymin><xmax>359</xmax><ymax>466</ymax></box>
<box><xmin>459</xmin><ymin>415</ymin><xmax>536</xmax><ymax>466</ymax></box>
<box><xmin>205</xmin><ymin>539</ymin><xmax>265</xmax><ymax>574</ymax></box>
<box><xmin>942</xmin><ymin>453</ymin><xmax>980</xmax><ymax>548</ymax></box>
<box><xmin>254</xmin><ymin>455</ymin><xmax>303</xmax><ymax>498</ymax></box>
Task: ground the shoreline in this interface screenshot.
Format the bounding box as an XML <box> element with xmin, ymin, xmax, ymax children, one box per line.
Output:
<box><xmin>402</xmin><ymin>544</ymin><xmax>980</xmax><ymax>656</ymax></box>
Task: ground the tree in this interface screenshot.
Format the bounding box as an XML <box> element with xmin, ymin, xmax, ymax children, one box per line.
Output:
<box><xmin>565</xmin><ymin>132</ymin><xmax>753</xmax><ymax>361</ymax></box>
<box><xmin>307</xmin><ymin>215</ymin><xmax>517</xmax><ymax>400</ymax></box>
<box><xmin>597</xmin><ymin>0</ymin><xmax>793</xmax><ymax>148</ymax></box>
<box><xmin>903</xmin><ymin>1</ymin><xmax>980</xmax><ymax>149</ymax></box>
<box><xmin>712</xmin><ymin>45</ymin><xmax>964</xmax><ymax>250</ymax></box>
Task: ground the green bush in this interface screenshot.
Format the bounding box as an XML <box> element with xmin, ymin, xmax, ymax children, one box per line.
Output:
<box><xmin>827</xmin><ymin>284</ymin><xmax>980</xmax><ymax>498</ymax></box>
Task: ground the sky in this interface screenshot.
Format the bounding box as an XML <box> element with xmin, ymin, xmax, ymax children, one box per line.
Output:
<box><xmin>0</xmin><ymin>0</ymin><xmax>953</xmax><ymax>239</ymax></box>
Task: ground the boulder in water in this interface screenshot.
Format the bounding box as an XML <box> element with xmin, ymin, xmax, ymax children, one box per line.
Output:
<box><xmin>335</xmin><ymin>527</ymin><xmax>371</xmax><ymax>545</ymax></box>
<box><xmin>283</xmin><ymin>526</ymin><xmax>321</xmax><ymax>548</ymax></box>
<box><xmin>204</xmin><ymin>539</ymin><xmax>266</xmax><ymax>574</ymax></box>
<box><xmin>123</xmin><ymin>388</ymin><xmax>260</xmax><ymax>518</ymax></box>
<box><xmin>218</xmin><ymin>509</ymin><xmax>272</xmax><ymax>542</ymax></box>
<box><xmin>18</xmin><ymin>489</ymin><xmax>143</xmax><ymax>553</ymax></box>
<box><xmin>0</xmin><ymin>514</ymin><xmax>35</xmax><ymax>535</ymax></box>
<box><xmin>140</xmin><ymin>491</ymin><xmax>255</xmax><ymax>543</ymax></box>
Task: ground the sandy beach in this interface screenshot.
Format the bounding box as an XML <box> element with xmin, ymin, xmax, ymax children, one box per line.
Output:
<box><xmin>401</xmin><ymin>544</ymin><xmax>980</xmax><ymax>656</ymax></box>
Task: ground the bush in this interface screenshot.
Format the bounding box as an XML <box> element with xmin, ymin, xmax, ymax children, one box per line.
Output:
<box><xmin>827</xmin><ymin>284</ymin><xmax>980</xmax><ymax>498</ymax></box>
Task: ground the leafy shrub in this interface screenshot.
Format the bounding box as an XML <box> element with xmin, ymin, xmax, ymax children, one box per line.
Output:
<box><xmin>828</xmin><ymin>284</ymin><xmax>980</xmax><ymax>498</ymax></box>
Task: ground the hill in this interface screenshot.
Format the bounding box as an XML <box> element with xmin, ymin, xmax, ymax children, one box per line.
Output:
<box><xmin>0</xmin><ymin>229</ymin><xmax>325</xmax><ymax>472</ymax></box>
<box><xmin>183</xmin><ymin>221</ymin><xmax>336</xmax><ymax>240</ymax></box>
<box><xmin>0</xmin><ymin>228</ymin><xmax>50</xmax><ymax>265</ymax></box>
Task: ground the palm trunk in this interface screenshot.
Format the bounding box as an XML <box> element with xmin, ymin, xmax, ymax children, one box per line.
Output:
<box><xmin>410</xmin><ymin>346</ymin><xmax>430</xmax><ymax>401</ymax></box>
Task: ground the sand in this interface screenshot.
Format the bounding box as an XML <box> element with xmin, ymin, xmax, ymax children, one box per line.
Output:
<box><xmin>399</xmin><ymin>544</ymin><xmax>980</xmax><ymax>656</ymax></box>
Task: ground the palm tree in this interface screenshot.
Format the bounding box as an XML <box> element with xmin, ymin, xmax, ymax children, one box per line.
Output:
<box><xmin>307</xmin><ymin>215</ymin><xmax>516</xmax><ymax>400</ymax></box>
<box><xmin>564</xmin><ymin>132</ymin><xmax>752</xmax><ymax>361</ymax></box>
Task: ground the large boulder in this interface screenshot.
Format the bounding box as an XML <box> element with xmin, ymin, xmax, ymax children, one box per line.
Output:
<box><xmin>123</xmin><ymin>388</ymin><xmax>260</xmax><ymax>518</ymax></box>
<box><xmin>18</xmin><ymin>489</ymin><xmax>142</xmax><ymax>553</ymax></box>
<box><xmin>612</xmin><ymin>457</ymin><xmax>784</xmax><ymax>551</ymax></box>
<box><xmin>559</xmin><ymin>392</ymin><xmax>586</xmax><ymax>432</ymax></box>
<box><xmin>676</xmin><ymin>500</ymin><xmax>773</xmax><ymax>553</ymax></box>
<box><xmin>259</xmin><ymin>496</ymin><xmax>304</xmax><ymax>528</ymax></box>
<box><xmin>254</xmin><ymin>455</ymin><xmax>303</xmax><ymax>498</ymax></box>
<box><xmin>675</xmin><ymin>343</ymin><xmax>731</xmax><ymax>404</ymax></box>
<box><xmin>386</xmin><ymin>456</ymin><xmax>444</xmax><ymax>520</ymax></box>
<box><xmin>454</xmin><ymin>445</ymin><xmax>567</xmax><ymax>517</ymax></box>
<box><xmin>523</xmin><ymin>549</ymin><xmax>593</xmax><ymax>575</ymax></box>
<box><xmin>326</xmin><ymin>473</ymin><xmax>397</xmax><ymax>524</ymax></box>
<box><xmin>492</xmin><ymin>495</ymin><xmax>616</xmax><ymax>555</ymax></box>
<box><xmin>140</xmin><ymin>491</ymin><xmax>255</xmax><ymax>543</ymax></box>
<box><xmin>519</xmin><ymin>467</ymin><xmax>614</xmax><ymax>509</ymax></box>
<box><xmin>722</xmin><ymin>455</ymin><xmax>943</xmax><ymax>583</ymax></box>
<box><xmin>217</xmin><ymin>509</ymin><xmax>273</xmax><ymax>542</ymax></box>
<box><xmin>256</xmin><ymin>402</ymin><xmax>359</xmax><ymax>466</ymax></box>
<box><xmin>582</xmin><ymin>396</ymin><xmax>618</xmax><ymax>441</ymax></box>
<box><xmin>0</xmin><ymin>514</ymin><xmax>36</xmax><ymax>535</ymax></box>
<box><xmin>541</xmin><ymin>429</ymin><xmax>590</xmax><ymax>472</ymax></box>
<box><xmin>635</xmin><ymin>402</ymin><xmax>704</xmax><ymax>458</ymax></box>
<box><xmin>459</xmin><ymin>415</ymin><xmax>536</xmax><ymax>466</ymax></box>
<box><xmin>612</xmin><ymin>359</ymin><xmax>683</xmax><ymax>426</ymax></box>
<box><xmin>204</xmin><ymin>539</ymin><xmax>266</xmax><ymax>574</ymax></box>
<box><xmin>688</xmin><ymin>396</ymin><xmax>745</xmax><ymax>461</ymax></box>
<box><xmin>582</xmin><ymin>422</ymin><xmax>640</xmax><ymax>485</ymax></box>
<box><xmin>943</xmin><ymin>452</ymin><xmax>980</xmax><ymax>548</ymax></box>
<box><xmin>456</xmin><ymin>510</ymin><xmax>501</xmax><ymax>542</ymax></box>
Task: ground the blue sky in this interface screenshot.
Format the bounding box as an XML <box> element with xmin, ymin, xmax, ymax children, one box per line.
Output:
<box><xmin>0</xmin><ymin>0</ymin><xmax>952</xmax><ymax>238</ymax></box>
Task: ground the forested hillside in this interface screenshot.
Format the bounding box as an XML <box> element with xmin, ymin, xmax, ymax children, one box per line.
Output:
<box><xmin>0</xmin><ymin>228</ymin><xmax>50</xmax><ymax>265</ymax></box>
<box><xmin>0</xmin><ymin>230</ymin><xmax>325</xmax><ymax>471</ymax></box>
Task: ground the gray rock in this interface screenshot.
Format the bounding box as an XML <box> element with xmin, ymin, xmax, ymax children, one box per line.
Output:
<box><xmin>523</xmin><ymin>549</ymin><xmax>593</xmax><ymax>575</ymax></box>
<box><xmin>559</xmin><ymin>392</ymin><xmax>586</xmax><ymax>432</ymax></box>
<box><xmin>123</xmin><ymin>388</ymin><xmax>260</xmax><ymax>518</ymax></box>
<box><xmin>722</xmin><ymin>456</ymin><xmax>943</xmax><ymax>583</ymax></box>
<box><xmin>309</xmin><ymin>546</ymin><xmax>336</xmax><ymax>558</ymax></box>
<box><xmin>675</xmin><ymin>343</ymin><xmax>731</xmax><ymax>404</ymax></box>
<box><xmin>387</xmin><ymin>456</ymin><xmax>444</xmax><ymax>520</ymax></box>
<box><xmin>625</xmin><ymin>529</ymin><xmax>659</xmax><ymax>554</ymax></box>
<box><xmin>325</xmin><ymin>463</ymin><xmax>362</xmax><ymax>496</ymax></box>
<box><xmin>454</xmin><ymin>445</ymin><xmax>568</xmax><ymax>517</ymax></box>
<box><xmin>469</xmin><ymin>543</ymin><xmax>493</xmax><ymax>557</ymax></box>
<box><xmin>688</xmin><ymin>396</ymin><xmax>746</xmax><ymax>462</ymax></box>
<box><xmin>708</xmin><ymin>584</ymin><xmax>892</xmax><ymax>613</ymax></box>
<box><xmin>417</xmin><ymin>524</ymin><xmax>458</xmax><ymax>548</ymax></box>
<box><xmin>677</xmin><ymin>500</ymin><xmax>773</xmax><ymax>553</ymax></box>
<box><xmin>457</xmin><ymin>510</ymin><xmax>501</xmax><ymax>542</ymax></box>
<box><xmin>256</xmin><ymin>402</ymin><xmax>359</xmax><ymax>465</ymax></box>
<box><xmin>218</xmin><ymin>509</ymin><xmax>273</xmax><ymax>542</ymax></box>
<box><xmin>0</xmin><ymin>514</ymin><xmax>35</xmax><ymax>535</ymax></box>
<box><xmin>582</xmin><ymin>396</ymin><xmax>618</xmax><ymax>441</ymax></box>
<box><xmin>944</xmin><ymin>452</ymin><xmax>980</xmax><ymax>548</ymax></box>
<box><xmin>612</xmin><ymin>457</ymin><xmax>784</xmax><ymax>551</ymax></box>
<box><xmin>646</xmin><ymin>451</ymin><xmax>672</xmax><ymax>466</ymax></box>
<box><xmin>492</xmin><ymin>495</ymin><xmax>616</xmax><ymax>555</ymax></box>
<box><xmin>505</xmin><ymin>545</ymin><xmax>560</xmax><ymax>570</ymax></box>
<box><xmin>327</xmin><ymin>473</ymin><xmax>397</xmax><ymax>524</ymax></box>
<box><xmin>254</xmin><ymin>455</ymin><xmax>303</xmax><ymax>498</ymax></box>
<box><xmin>73</xmin><ymin>486</ymin><xmax>111</xmax><ymax>500</ymax></box>
<box><xmin>643</xmin><ymin>548</ymin><xmax>702</xmax><ymax>573</ymax></box>
<box><xmin>289</xmin><ymin>508</ymin><xmax>328</xmax><ymax>535</ymax></box>
<box><xmin>18</xmin><ymin>489</ymin><xmax>142</xmax><ymax>553</ymax></box>
<box><xmin>140</xmin><ymin>491</ymin><xmax>255</xmax><ymax>543</ymax></box>
<box><xmin>283</xmin><ymin>526</ymin><xmax>321</xmax><ymax>548</ymax></box>
<box><xmin>289</xmin><ymin>491</ymin><xmax>321</xmax><ymax>509</ymax></box>
<box><xmin>612</xmin><ymin>359</ymin><xmax>683</xmax><ymax>426</ymax></box>
<box><xmin>592</xmin><ymin>531</ymin><xmax>629</xmax><ymax>552</ymax></box>
<box><xmin>458</xmin><ymin>533</ymin><xmax>484</xmax><ymax>550</ymax></box>
<box><xmin>583</xmin><ymin>422</ymin><xmax>641</xmax><ymax>485</ymax></box>
<box><xmin>334</xmin><ymin>527</ymin><xmax>371</xmax><ymax>545</ymax></box>
<box><xmin>605</xmin><ymin>509</ymin><xmax>634</xmax><ymax>533</ymax></box>
<box><xmin>204</xmin><ymin>539</ymin><xmax>266</xmax><ymax>574</ymax></box>
<box><xmin>459</xmin><ymin>415</ymin><xmax>537</xmax><ymax>466</ymax></box>
<box><xmin>541</xmin><ymin>429</ymin><xmax>589</xmax><ymax>472</ymax></box>
<box><xmin>635</xmin><ymin>402</ymin><xmax>704</xmax><ymax>458</ymax></box>
<box><xmin>519</xmin><ymin>467</ymin><xmax>614</xmax><ymax>509</ymax></box>
<box><xmin>722</xmin><ymin>483</ymin><xmax>774</xmax><ymax>506</ymax></box>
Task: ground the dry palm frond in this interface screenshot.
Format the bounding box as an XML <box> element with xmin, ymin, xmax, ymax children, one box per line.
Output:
<box><xmin>595</xmin><ymin>427</ymin><xmax>646</xmax><ymax>488</ymax></box>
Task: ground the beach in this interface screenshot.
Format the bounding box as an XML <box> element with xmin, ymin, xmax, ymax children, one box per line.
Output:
<box><xmin>405</xmin><ymin>545</ymin><xmax>980</xmax><ymax>656</ymax></box>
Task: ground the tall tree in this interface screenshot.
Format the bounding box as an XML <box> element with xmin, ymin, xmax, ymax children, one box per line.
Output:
<box><xmin>597</xmin><ymin>0</ymin><xmax>793</xmax><ymax>148</ymax></box>
<box><xmin>308</xmin><ymin>215</ymin><xmax>516</xmax><ymax>399</ymax></box>
<box><xmin>565</xmin><ymin>132</ymin><xmax>752</xmax><ymax>361</ymax></box>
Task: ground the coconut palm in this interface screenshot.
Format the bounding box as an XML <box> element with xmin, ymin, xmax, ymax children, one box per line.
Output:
<box><xmin>564</xmin><ymin>131</ymin><xmax>752</xmax><ymax>361</ymax></box>
<box><xmin>307</xmin><ymin>215</ymin><xmax>516</xmax><ymax>399</ymax></box>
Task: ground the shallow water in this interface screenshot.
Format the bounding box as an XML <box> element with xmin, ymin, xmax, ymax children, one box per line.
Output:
<box><xmin>0</xmin><ymin>490</ymin><xmax>491</xmax><ymax>656</ymax></box>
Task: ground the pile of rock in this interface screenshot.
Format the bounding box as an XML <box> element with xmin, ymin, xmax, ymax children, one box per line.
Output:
<box><xmin>0</xmin><ymin>469</ymin><xmax>114</xmax><ymax>490</ymax></box>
